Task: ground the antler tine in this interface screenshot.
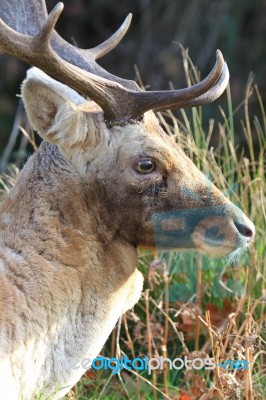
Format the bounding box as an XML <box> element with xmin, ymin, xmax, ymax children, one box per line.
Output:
<box><xmin>126</xmin><ymin>50</ymin><xmax>226</xmax><ymax>119</ymax></box>
<box><xmin>0</xmin><ymin>2</ymin><xmax>131</xmax><ymax>119</ymax></box>
<box><xmin>38</xmin><ymin>2</ymin><xmax>63</xmax><ymax>45</ymax></box>
<box><xmin>89</xmin><ymin>14</ymin><xmax>132</xmax><ymax>60</ymax></box>
<box><xmin>0</xmin><ymin>0</ymin><xmax>139</xmax><ymax>91</ymax></box>
<box><xmin>0</xmin><ymin>0</ymin><xmax>229</xmax><ymax>123</ymax></box>
<box><xmin>168</xmin><ymin>62</ymin><xmax>230</xmax><ymax>111</ymax></box>
<box><xmin>148</xmin><ymin>62</ymin><xmax>229</xmax><ymax>114</ymax></box>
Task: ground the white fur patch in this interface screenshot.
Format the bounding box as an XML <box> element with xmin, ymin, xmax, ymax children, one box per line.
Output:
<box><xmin>0</xmin><ymin>259</ymin><xmax>5</xmax><ymax>272</ymax></box>
<box><xmin>5</xmin><ymin>247</ymin><xmax>25</xmax><ymax>263</ymax></box>
<box><xmin>0</xmin><ymin>212</ymin><xmax>10</xmax><ymax>225</ymax></box>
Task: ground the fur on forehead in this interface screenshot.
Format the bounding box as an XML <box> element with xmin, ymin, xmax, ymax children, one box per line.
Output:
<box><xmin>105</xmin><ymin>115</ymin><xmax>179</xmax><ymax>171</ymax></box>
<box><xmin>110</xmin><ymin>110</ymin><xmax>175</xmax><ymax>150</ymax></box>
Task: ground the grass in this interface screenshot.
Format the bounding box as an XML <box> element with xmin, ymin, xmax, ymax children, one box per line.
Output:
<box><xmin>1</xmin><ymin>60</ymin><xmax>265</xmax><ymax>400</ymax></box>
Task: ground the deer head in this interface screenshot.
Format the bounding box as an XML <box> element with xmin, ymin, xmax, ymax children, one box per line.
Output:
<box><xmin>0</xmin><ymin>1</ymin><xmax>255</xmax><ymax>257</ymax></box>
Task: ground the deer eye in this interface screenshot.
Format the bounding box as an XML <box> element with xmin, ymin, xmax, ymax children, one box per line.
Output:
<box><xmin>134</xmin><ymin>159</ymin><xmax>156</xmax><ymax>174</ymax></box>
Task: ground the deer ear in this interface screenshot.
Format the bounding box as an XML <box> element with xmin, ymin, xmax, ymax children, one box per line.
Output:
<box><xmin>21</xmin><ymin>67</ymin><xmax>90</xmax><ymax>146</ymax></box>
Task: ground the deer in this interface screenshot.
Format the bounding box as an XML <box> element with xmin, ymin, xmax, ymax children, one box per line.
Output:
<box><xmin>0</xmin><ymin>1</ymin><xmax>255</xmax><ymax>399</ymax></box>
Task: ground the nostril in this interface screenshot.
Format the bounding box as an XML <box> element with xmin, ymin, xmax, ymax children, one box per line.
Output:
<box><xmin>234</xmin><ymin>221</ymin><xmax>255</xmax><ymax>241</ymax></box>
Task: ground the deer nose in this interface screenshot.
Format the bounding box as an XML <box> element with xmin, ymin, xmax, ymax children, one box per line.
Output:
<box><xmin>234</xmin><ymin>218</ymin><xmax>255</xmax><ymax>243</ymax></box>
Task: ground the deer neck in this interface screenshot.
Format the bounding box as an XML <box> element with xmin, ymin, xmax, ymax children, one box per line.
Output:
<box><xmin>1</xmin><ymin>142</ymin><xmax>133</xmax><ymax>264</ymax></box>
<box><xmin>0</xmin><ymin>140</ymin><xmax>141</xmax><ymax>327</ymax></box>
<box><xmin>0</xmin><ymin>142</ymin><xmax>143</xmax><ymax>398</ymax></box>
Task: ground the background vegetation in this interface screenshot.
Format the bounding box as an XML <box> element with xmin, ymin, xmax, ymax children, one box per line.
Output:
<box><xmin>0</xmin><ymin>0</ymin><xmax>265</xmax><ymax>399</ymax></box>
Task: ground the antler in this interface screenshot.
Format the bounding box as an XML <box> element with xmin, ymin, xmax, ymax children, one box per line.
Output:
<box><xmin>0</xmin><ymin>1</ymin><xmax>229</xmax><ymax>123</ymax></box>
